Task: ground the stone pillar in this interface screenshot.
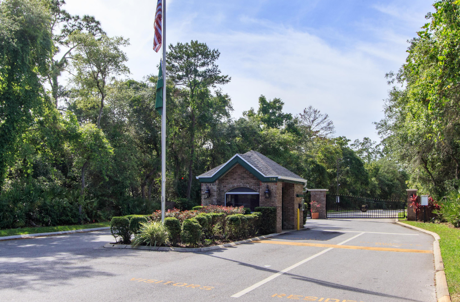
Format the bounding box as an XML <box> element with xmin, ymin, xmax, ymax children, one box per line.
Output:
<box><xmin>406</xmin><ymin>189</ymin><xmax>418</xmax><ymax>221</ymax></box>
<box><xmin>309</xmin><ymin>189</ymin><xmax>328</xmax><ymax>219</ymax></box>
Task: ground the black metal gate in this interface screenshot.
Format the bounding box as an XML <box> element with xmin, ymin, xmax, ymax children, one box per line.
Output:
<box><xmin>326</xmin><ymin>194</ymin><xmax>406</xmax><ymax>219</ymax></box>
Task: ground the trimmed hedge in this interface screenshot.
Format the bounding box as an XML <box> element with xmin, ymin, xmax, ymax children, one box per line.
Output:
<box><xmin>254</xmin><ymin>207</ymin><xmax>277</xmax><ymax>235</ymax></box>
<box><xmin>129</xmin><ymin>215</ymin><xmax>149</xmax><ymax>234</ymax></box>
<box><xmin>181</xmin><ymin>218</ymin><xmax>202</xmax><ymax>246</ymax></box>
<box><xmin>110</xmin><ymin>216</ymin><xmax>131</xmax><ymax>244</ymax></box>
<box><xmin>164</xmin><ymin>217</ymin><xmax>181</xmax><ymax>244</ymax></box>
<box><xmin>243</xmin><ymin>208</ymin><xmax>251</xmax><ymax>214</ymax></box>
<box><xmin>192</xmin><ymin>206</ymin><xmax>204</xmax><ymax>211</ymax></box>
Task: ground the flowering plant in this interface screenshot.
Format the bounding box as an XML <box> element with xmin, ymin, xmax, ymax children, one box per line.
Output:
<box><xmin>310</xmin><ymin>201</ymin><xmax>320</xmax><ymax>213</ymax></box>
<box><xmin>409</xmin><ymin>195</ymin><xmax>440</xmax><ymax>215</ymax></box>
<box><xmin>150</xmin><ymin>205</ymin><xmax>245</xmax><ymax>222</ymax></box>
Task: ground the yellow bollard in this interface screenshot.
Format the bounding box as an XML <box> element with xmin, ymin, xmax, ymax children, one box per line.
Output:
<box><xmin>297</xmin><ymin>208</ymin><xmax>300</xmax><ymax>230</ymax></box>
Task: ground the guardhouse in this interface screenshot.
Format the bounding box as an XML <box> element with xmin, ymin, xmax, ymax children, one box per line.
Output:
<box><xmin>196</xmin><ymin>151</ymin><xmax>307</xmax><ymax>233</ymax></box>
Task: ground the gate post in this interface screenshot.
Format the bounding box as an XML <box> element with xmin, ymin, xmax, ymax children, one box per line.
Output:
<box><xmin>406</xmin><ymin>189</ymin><xmax>418</xmax><ymax>221</ymax></box>
<box><xmin>309</xmin><ymin>189</ymin><xmax>328</xmax><ymax>219</ymax></box>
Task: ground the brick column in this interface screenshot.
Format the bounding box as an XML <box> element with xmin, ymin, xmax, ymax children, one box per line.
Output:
<box><xmin>309</xmin><ymin>189</ymin><xmax>328</xmax><ymax>219</ymax></box>
<box><xmin>406</xmin><ymin>189</ymin><xmax>418</xmax><ymax>221</ymax></box>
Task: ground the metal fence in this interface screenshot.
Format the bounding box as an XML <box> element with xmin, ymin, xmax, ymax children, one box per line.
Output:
<box><xmin>326</xmin><ymin>194</ymin><xmax>406</xmax><ymax>219</ymax></box>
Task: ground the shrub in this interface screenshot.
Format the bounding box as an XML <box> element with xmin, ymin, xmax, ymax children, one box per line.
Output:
<box><xmin>226</xmin><ymin>214</ymin><xmax>241</xmax><ymax>240</ymax></box>
<box><xmin>131</xmin><ymin>221</ymin><xmax>169</xmax><ymax>247</ymax></box>
<box><xmin>181</xmin><ymin>218</ymin><xmax>202</xmax><ymax>246</ymax></box>
<box><xmin>192</xmin><ymin>206</ymin><xmax>204</xmax><ymax>211</ymax></box>
<box><xmin>243</xmin><ymin>208</ymin><xmax>251</xmax><ymax>214</ymax></box>
<box><xmin>174</xmin><ymin>198</ymin><xmax>197</xmax><ymax>211</ymax></box>
<box><xmin>238</xmin><ymin>214</ymin><xmax>248</xmax><ymax>238</ymax></box>
<box><xmin>110</xmin><ymin>216</ymin><xmax>131</xmax><ymax>244</ymax></box>
<box><xmin>129</xmin><ymin>215</ymin><xmax>149</xmax><ymax>234</ymax></box>
<box><xmin>208</xmin><ymin>213</ymin><xmax>225</xmax><ymax>236</ymax></box>
<box><xmin>437</xmin><ymin>191</ymin><xmax>460</xmax><ymax>227</ymax></box>
<box><xmin>164</xmin><ymin>217</ymin><xmax>181</xmax><ymax>244</ymax></box>
<box><xmin>245</xmin><ymin>214</ymin><xmax>257</xmax><ymax>237</ymax></box>
<box><xmin>194</xmin><ymin>215</ymin><xmax>209</xmax><ymax>237</ymax></box>
<box><xmin>303</xmin><ymin>203</ymin><xmax>308</xmax><ymax>224</ymax></box>
<box><xmin>254</xmin><ymin>207</ymin><xmax>277</xmax><ymax>235</ymax></box>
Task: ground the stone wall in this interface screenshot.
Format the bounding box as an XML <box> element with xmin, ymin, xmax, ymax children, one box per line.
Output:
<box><xmin>281</xmin><ymin>183</ymin><xmax>296</xmax><ymax>229</ymax></box>
<box><xmin>309</xmin><ymin>189</ymin><xmax>328</xmax><ymax>219</ymax></box>
<box><xmin>406</xmin><ymin>189</ymin><xmax>418</xmax><ymax>221</ymax></box>
<box><xmin>260</xmin><ymin>182</ymin><xmax>282</xmax><ymax>233</ymax></box>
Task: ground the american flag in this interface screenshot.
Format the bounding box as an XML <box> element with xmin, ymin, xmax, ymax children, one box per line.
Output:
<box><xmin>153</xmin><ymin>0</ymin><xmax>162</xmax><ymax>52</ymax></box>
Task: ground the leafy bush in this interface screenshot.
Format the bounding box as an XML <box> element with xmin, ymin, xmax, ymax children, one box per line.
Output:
<box><xmin>303</xmin><ymin>203</ymin><xmax>308</xmax><ymax>224</ymax></box>
<box><xmin>181</xmin><ymin>218</ymin><xmax>202</xmax><ymax>246</ymax></box>
<box><xmin>131</xmin><ymin>221</ymin><xmax>169</xmax><ymax>247</ymax></box>
<box><xmin>437</xmin><ymin>191</ymin><xmax>460</xmax><ymax>227</ymax></box>
<box><xmin>243</xmin><ymin>207</ymin><xmax>251</xmax><ymax>214</ymax></box>
<box><xmin>164</xmin><ymin>217</ymin><xmax>181</xmax><ymax>244</ymax></box>
<box><xmin>246</xmin><ymin>214</ymin><xmax>258</xmax><ymax>237</ymax></box>
<box><xmin>197</xmin><ymin>205</ymin><xmax>245</xmax><ymax>215</ymax></box>
<box><xmin>254</xmin><ymin>207</ymin><xmax>277</xmax><ymax>235</ymax></box>
<box><xmin>129</xmin><ymin>215</ymin><xmax>149</xmax><ymax>234</ymax></box>
<box><xmin>110</xmin><ymin>216</ymin><xmax>131</xmax><ymax>244</ymax></box>
<box><xmin>226</xmin><ymin>214</ymin><xmax>242</xmax><ymax>239</ymax></box>
<box><xmin>173</xmin><ymin>198</ymin><xmax>197</xmax><ymax>211</ymax></box>
<box><xmin>194</xmin><ymin>215</ymin><xmax>209</xmax><ymax>238</ymax></box>
<box><xmin>192</xmin><ymin>206</ymin><xmax>204</xmax><ymax>211</ymax></box>
<box><xmin>208</xmin><ymin>212</ymin><xmax>225</xmax><ymax>236</ymax></box>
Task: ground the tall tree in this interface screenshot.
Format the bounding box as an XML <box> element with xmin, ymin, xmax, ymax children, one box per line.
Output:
<box><xmin>47</xmin><ymin>0</ymin><xmax>104</xmax><ymax>107</ymax></box>
<box><xmin>71</xmin><ymin>34</ymin><xmax>130</xmax><ymax>129</ymax></box>
<box><xmin>0</xmin><ymin>0</ymin><xmax>53</xmax><ymax>190</ymax></box>
<box><xmin>166</xmin><ymin>40</ymin><xmax>230</xmax><ymax>200</ymax></box>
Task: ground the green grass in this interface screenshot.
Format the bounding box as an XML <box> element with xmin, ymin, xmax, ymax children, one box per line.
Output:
<box><xmin>0</xmin><ymin>222</ymin><xmax>111</xmax><ymax>237</ymax></box>
<box><xmin>399</xmin><ymin>220</ymin><xmax>460</xmax><ymax>301</ymax></box>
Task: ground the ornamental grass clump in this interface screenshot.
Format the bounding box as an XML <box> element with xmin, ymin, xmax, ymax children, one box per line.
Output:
<box><xmin>131</xmin><ymin>221</ymin><xmax>169</xmax><ymax>247</ymax></box>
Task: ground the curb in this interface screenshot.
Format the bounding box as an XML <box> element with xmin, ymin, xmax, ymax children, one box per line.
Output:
<box><xmin>103</xmin><ymin>228</ymin><xmax>308</xmax><ymax>252</ymax></box>
<box><xmin>0</xmin><ymin>227</ymin><xmax>110</xmax><ymax>241</ymax></box>
<box><xmin>396</xmin><ymin>221</ymin><xmax>451</xmax><ymax>302</ymax></box>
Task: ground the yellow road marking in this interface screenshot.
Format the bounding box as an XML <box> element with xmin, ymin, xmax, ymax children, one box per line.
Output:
<box><xmin>130</xmin><ymin>278</ymin><xmax>214</xmax><ymax>290</ymax></box>
<box><xmin>254</xmin><ymin>240</ymin><xmax>432</xmax><ymax>254</ymax></box>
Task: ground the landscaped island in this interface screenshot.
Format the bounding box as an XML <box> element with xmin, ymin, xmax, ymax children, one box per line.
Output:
<box><xmin>110</xmin><ymin>205</ymin><xmax>276</xmax><ymax>248</ymax></box>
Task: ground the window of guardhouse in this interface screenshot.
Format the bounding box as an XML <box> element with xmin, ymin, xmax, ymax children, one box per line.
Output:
<box><xmin>225</xmin><ymin>187</ymin><xmax>260</xmax><ymax>211</ymax></box>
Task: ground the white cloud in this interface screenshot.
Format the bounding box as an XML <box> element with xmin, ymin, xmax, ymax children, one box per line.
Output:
<box><xmin>62</xmin><ymin>0</ymin><xmax>432</xmax><ymax>142</ymax></box>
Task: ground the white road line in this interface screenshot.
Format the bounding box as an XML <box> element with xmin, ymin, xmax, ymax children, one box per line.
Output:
<box><xmin>318</xmin><ymin>230</ymin><xmax>418</xmax><ymax>236</ymax></box>
<box><xmin>231</xmin><ymin>232</ymin><xmax>364</xmax><ymax>298</ymax></box>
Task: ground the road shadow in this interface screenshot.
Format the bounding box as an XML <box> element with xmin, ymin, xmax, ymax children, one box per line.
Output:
<box><xmin>205</xmin><ymin>254</ymin><xmax>423</xmax><ymax>302</ymax></box>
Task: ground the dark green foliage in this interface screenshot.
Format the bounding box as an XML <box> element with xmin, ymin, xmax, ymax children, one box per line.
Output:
<box><xmin>243</xmin><ymin>208</ymin><xmax>251</xmax><ymax>214</ymax></box>
<box><xmin>225</xmin><ymin>214</ymin><xmax>241</xmax><ymax>240</ymax></box>
<box><xmin>303</xmin><ymin>203</ymin><xmax>308</xmax><ymax>224</ymax></box>
<box><xmin>254</xmin><ymin>207</ymin><xmax>277</xmax><ymax>235</ymax></box>
<box><xmin>128</xmin><ymin>215</ymin><xmax>148</xmax><ymax>234</ymax></box>
<box><xmin>164</xmin><ymin>217</ymin><xmax>181</xmax><ymax>244</ymax></box>
<box><xmin>110</xmin><ymin>216</ymin><xmax>131</xmax><ymax>244</ymax></box>
<box><xmin>246</xmin><ymin>213</ymin><xmax>261</xmax><ymax>237</ymax></box>
<box><xmin>192</xmin><ymin>206</ymin><xmax>204</xmax><ymax>211</ymax></box>
<box><xmin>174</xmin><ymin>198</ymin><xmax>197</xmax><ymax>211</ymax></box>
<box><xmin>180</xmin><ymin>218</ymin><xmax>202</xmax><ymax>246</ymax></box>
<box><xmin>194</xmin><ymin>214</ymin><xmax>209</xmax><ymax>237</ymax></box>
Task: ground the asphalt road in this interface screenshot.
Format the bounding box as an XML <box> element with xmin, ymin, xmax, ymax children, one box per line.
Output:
<box><xmin>0</xmin><ymin>219</ymin><xmax>435</xmax><ymax>302</ymax></box>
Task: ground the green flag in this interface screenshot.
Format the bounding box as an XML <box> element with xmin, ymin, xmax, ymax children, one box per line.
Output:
<box><xmin>155</xmin><ymin>61</ymin><xmax>164</xmax><ymax>115</ymax></box>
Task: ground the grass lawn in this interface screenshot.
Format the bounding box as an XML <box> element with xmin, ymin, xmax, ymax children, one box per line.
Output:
<box><xmin>0</xmin><ymin>222</ymin><xmax>111</xmax><ymax>237</ymax></box>
<box><xmin>399</xmin><ymin>220</ymin><xmax>460</xmax><ymax>302</ymax></box>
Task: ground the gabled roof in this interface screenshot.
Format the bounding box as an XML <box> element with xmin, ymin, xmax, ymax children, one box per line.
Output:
<box><xmin>197</xmin><ymin>151</ymin><xmax>306</xmax><ymax>184</ymax></box>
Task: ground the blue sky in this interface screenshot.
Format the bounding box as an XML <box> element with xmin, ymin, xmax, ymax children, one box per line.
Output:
<box><xmin>65</xmin><ymin>0</ymin><xmax>435</xmax><ymax>142</ymax></box>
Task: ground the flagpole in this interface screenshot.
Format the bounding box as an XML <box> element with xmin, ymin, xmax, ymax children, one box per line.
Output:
<box><xmin>161</xmin><ymin>0</ymin><xmax>166</xmax><ymax>223</ymax></box>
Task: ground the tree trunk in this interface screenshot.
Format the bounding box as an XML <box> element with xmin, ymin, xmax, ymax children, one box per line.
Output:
<box><xmin>97</xmin><ymin>94</ymin><xmax>105</xmax><ymax>129</ymax></box>
<box><xmin>186</xmin><ymin>112</ymin><xmax>196</xmax><ymax>200</ymax></box>
<box><xmin>80</xmin><ymin>161</ymin><xmax>89</xmax><ymax>224</ymax></box>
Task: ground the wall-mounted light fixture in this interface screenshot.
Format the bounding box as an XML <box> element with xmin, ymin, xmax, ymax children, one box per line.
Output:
<box><xmin>204</xmin><ymin>187</ymin><xmax>211</xmax><ymax>199</ymax></box>
<box><xmin>264</xmin><ymin>186</ymin><xmax>271</xmax><ymax>198</ymax></box>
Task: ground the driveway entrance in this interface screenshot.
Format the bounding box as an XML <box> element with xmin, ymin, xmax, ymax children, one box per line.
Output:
<box><xmin>0</xmin><ymin>219</ymin><xmax>435</xmax><ymax>302</ymax></box>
